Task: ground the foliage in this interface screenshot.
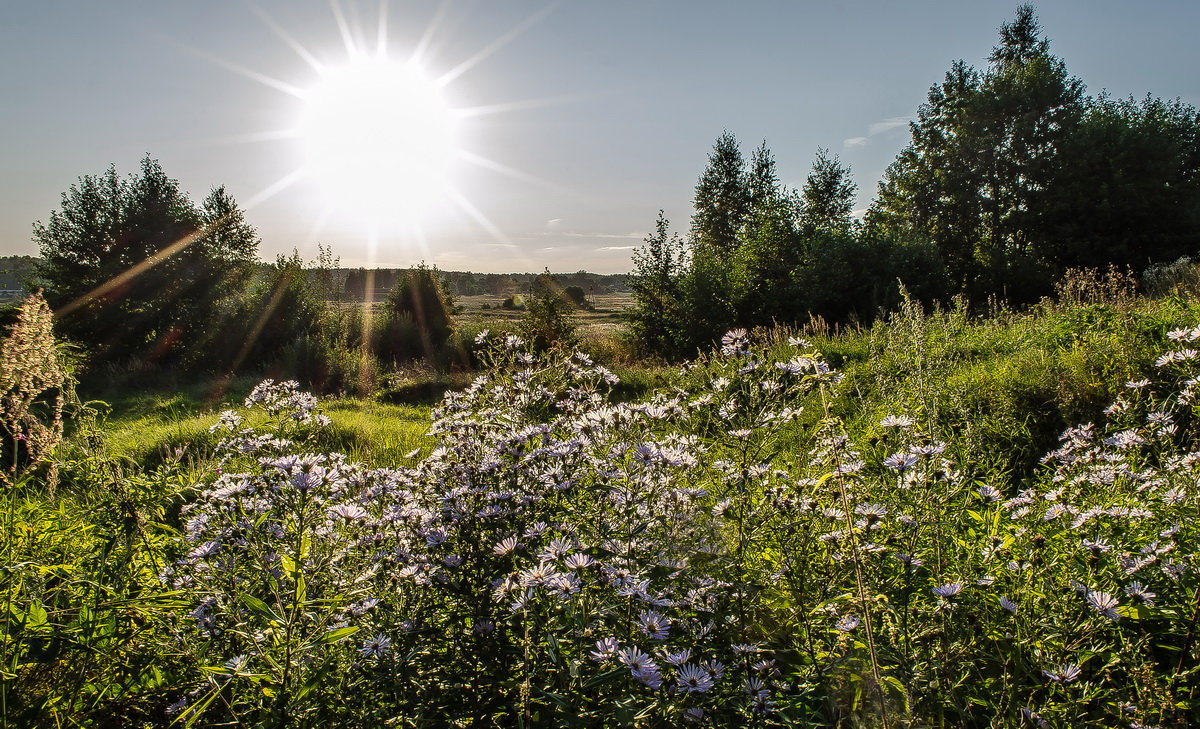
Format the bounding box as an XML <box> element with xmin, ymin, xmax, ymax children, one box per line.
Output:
<box><xmin>519</xmin><ymin>270</ymin><xmax>578</xmax><ymax>351</ymax></box>
<box><xmin>34</xmin><ymin>158</ymin><xmax>258</xmax><ymax>368</ymax></box>
<box><xmin>376</xmin><ymin>265</ymin><xmax>455</xmax><ymax>364</ymax></box>
<box><xmin>0</xmin><ymin>292</ymin><xmax>72</xmax><ymax>483</ymax></box>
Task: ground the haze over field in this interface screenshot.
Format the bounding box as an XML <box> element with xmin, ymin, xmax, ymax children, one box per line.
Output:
<box><xmin>3</xmin><ymin>0</ymin><xmax>1200</xmax><ymax>272</ymax></box>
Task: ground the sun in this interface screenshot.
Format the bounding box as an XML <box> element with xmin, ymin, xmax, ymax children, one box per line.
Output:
<box><xmin>297</xmin><ymin>57</ymin><xmax>461</xmax><ymax>225</ymax></box>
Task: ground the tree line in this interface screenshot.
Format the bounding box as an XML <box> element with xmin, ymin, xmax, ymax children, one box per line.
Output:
<box><xmin>630</xmin><ymin>5</ymin><xmax>1200</xmax><ymax>357</ymax></box>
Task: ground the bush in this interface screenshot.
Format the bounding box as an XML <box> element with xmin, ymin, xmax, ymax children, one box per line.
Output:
<box><xmin>376</xmin><ymin>266</ymin><xmax>454</xmax><ymax>364</ymax></box>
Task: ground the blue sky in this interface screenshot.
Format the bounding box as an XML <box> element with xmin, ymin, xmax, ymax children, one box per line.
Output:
<box><xmin>3</xmin><ymin>1</ymin><xmax>1199</xmax><ymax>272</ymax></box>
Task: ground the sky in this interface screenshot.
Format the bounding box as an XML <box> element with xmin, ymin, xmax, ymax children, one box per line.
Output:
<box><xmin>3</xmin><ymin>1</ymin><xmax>1200</xmax><ymax>273</ymax></box>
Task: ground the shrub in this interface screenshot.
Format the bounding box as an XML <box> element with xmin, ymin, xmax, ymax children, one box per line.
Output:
<box><xmin>0</xmin><ymin>292</ymin><xmax>72</xmax><ymax>483</ymax></box>
<box><xmin>376</xmin><ymin>266</ymin><xmax>454</xmax><ymax>364</ymax></box>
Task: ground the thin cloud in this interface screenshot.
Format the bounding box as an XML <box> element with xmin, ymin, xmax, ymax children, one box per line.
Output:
<box><xmin>843</xmin><ymin>115</ymin><xmax>913</xmax><ymax>150</ymax></box>
<box><xmin>597</xmin><ymin>245</ymin><xmax>637</xmax><ymax>251</ymax></box>
<box><xmin>868</xmin><ymin>116</ymin><xmax>912</xmax><ymax>136</ymax></box>
<box><xmin>546</xmin><ymin>231</ymin><xmax>643</xmax><ymax>240</ymax></box>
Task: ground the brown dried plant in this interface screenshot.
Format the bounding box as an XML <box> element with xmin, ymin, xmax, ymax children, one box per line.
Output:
<box><xmin>0</xmin><ymin>292</ymin><xmax>71</xmax><ymax>485</ymax></box>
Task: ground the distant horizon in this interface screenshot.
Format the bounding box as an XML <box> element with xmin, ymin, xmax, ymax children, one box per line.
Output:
<box><xmin>5</xmin><ymin>1</ymin><xmax>1199</xmax><ymax>273</ymax></box>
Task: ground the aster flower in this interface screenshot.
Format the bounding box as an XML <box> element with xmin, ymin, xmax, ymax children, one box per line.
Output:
<box><xmin>1124</xmin><ymin>582</ymin><xmax>1157</xmax><ymax>605</ymax></box>
<box><xmin>359</xmin><ymin>633</ymin><xmax>392</xmax><ymax>658</ymax></box>
<box><xmin>1085</xmin><ymin>590</ymin><xmax>1121</xmax><ymax>621</ymax></box>
<box><xmin>932</xmin><ymin>582</ymin><xmax>964</xmax><ymax>598</ymax></box>
<box><xmin>590</xmin><ymin>637</ymin><xmax>620</xmax><ymax>661</ymax></box>
<box><xmin>999</xmin><ymin>596</ymin><xmax>1018</xmax><ymax>614</ymax></box>
<box><xmin>1043</xmin><ymin>663</ymin><xmax>1082</xmax><ymax>683</ymax></box>
<box><xmin>637</xmin><ymin>610</ymin><xmax>670</xmax><ymax>640</ymax></box>
<box><xmin>835</xmin><ymin>615</ymin><xmax>861</xmax><ymax>632</ymax></box>
<box><xmin>879</xmin><ymin>414</ymin><xmax>915</xmax><ymax>428</ymax></box>
<box><xmin>675</xmin><ymin>664</ymin><xmax>715</xmax><ymax>693</ymax></box>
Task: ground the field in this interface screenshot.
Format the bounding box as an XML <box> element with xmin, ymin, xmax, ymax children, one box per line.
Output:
<box><xmin>5</xmin><ymin>283</ymin><xmax>1200</xmax><ymax>728</ymax></box>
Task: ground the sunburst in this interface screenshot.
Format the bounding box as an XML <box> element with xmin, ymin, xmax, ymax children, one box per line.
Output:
<box><xmin>197</xmin><ymin>0</ymin><xmax>561</xmax><ymax>267</ymax></box>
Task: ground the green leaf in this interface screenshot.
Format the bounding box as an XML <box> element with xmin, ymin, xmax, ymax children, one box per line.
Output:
<box><xmin>313</xmin><ymin>625</ymin><xmax>359</xmax><ymax>646</ymax></box>
<box><xmin>241</xmin><ymin>595</ymin><xmax>282</xmax><ymax>624</ymax></box>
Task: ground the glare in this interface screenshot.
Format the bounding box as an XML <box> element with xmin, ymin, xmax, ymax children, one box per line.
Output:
<box><xmin>297</xmin><ymin>57</ymin><xmax>461</xmax><ymax>226</ymax></box>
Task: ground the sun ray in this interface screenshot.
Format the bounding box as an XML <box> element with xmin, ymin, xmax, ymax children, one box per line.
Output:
<box><xmin>445</xmin><ymin>187</ymin><xmax>537</xmax><ymax>269</ymax></box>
<box><xmin>246</xmin><ymin>2</ymin><xmax>326</xmax><ymax>74</ymax></box>
<box><xmin>457</xmin><ymin>93</ymin><xmax>582</xmax><ymax>118</ymax></box>
<box><xmin>437</xmin><ymin>2</ymin><xmax>557</xmax><ymax>85</ymax></box>
<box><xmin>329</xmin><ymin>0</ymin><xmax>362</xmax><ymax>60</ymax></box>
<box><xmin>456</xmin><ymin>149</ymin><xmax>566</xmax><ymax>193</ymax></box>
<box><xmin>376</xmin><ymin>0</ymin><xmax>389</xmax><ymax>55</ymax></box>
<box><xmin>411</xmin><ymin>0</ymin><xmax>455</xmax><ymax>66</ymax></box>
<box><xmin>243</xmin><ymin>167</ymin><xmax>307</xmax><ymax>210</ymax></box>
<box><xmin>172</xmin><ymin>40</ymin><xmax>306</xmax><ymax>98</ymax></box>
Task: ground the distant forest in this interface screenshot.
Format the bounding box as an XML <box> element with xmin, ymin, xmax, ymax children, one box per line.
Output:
<box><xmin>0</xmin><ymin>255</ymin><xmax>628</xmax><ymax>302</ymax></box>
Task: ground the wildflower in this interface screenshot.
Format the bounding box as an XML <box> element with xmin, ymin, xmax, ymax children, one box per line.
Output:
<box><xmin>1124</xmin><ymin>582</ymin><xmax>1157</xmax><ymax>605</ymax></box>
<box><xmin>1043</xmin><ymin>663</ymin><xmax>1082</xmax><ymax>683</ymax></box>
<box><xmin>1021</xmin><ymin>708</ymin><xmax>1049</xmax><ymax>727</ymax></box>
<box><xmin>1085</xmin><ymin>590</ymin><xmax>1121</xmax><ymax>621</ymax></box>
<box><xmin>493</xmin><ymin>536</ymin><xmax>519</xmax><ymax>555</ymax></box>
<box><xmin>999</xmin><ymin>596</ymin><xmax>1018</xmax><ymax>614</ymax></box>
<box><xmin>879</xmin><ymin>414</ymin><xmax>914</xmax><ymax>428</ymax></box>
<box><xmin>835</xmin><ymin>615</ymin><xmax>861</xmax><ymax>632</ymax></box>
<box><xmin>684</xmin><ymin>707</ymin><xmax>705</xmax><ymax>723</ymax></box>
<box><xmin>932</xmin><ymin>582</ymin><xmax>963</xmax><ymax>598</ymax></box>
<box><xmin>474</xmin><ymin>329</ymin><xmax>490</xmax><ymax>344</ymax></box>
<box><xmin>563</xmin><ymin>553</ymin><xmax>595</xmax><ymax>569</ymax></box>
<box><xmin>732</xmin><ymin>643</ymin><xmax>760</xmax><ymax>655</ymax></box>
<box><xmin>1126</xmin><ymin>379</ymin><xmax>1150</xmax><ymax>388</ymax></box>
<box><xmin>637</xmin><ymin>610</ymin><xmax>670</xmax><ymax>640</ymax></box>
<box><xmin>328</xmin><ymin>504</ymin><xmax>367</xmax><ymax>520</ymax></box>
<box><xmin>675</xmin><ymin>664</ymin><xmax>715</xmax><ymax>693</ymax></box>
<box><xmin>883</xmin><ymin>452</ymin><xmax>919</xmax><ymax>471</ymax></box>
<box><xmin>359</xmin><ymin>633</ymin><xmax>392</xmax><ymax>658</ymax></box>
<box><xmin>590</xmin><ymin>637</ymin><xmax>620</xmax><ymax>660</ymax></box>
<box><xmin>854</xmin><ymin>503</ymin><xmax>888</xmax><ymax>520</ymax></box>
<box><xmin>978</xmin><ymin>485</ymin><xmax>1001</xmax><ymax>502</ymax></box>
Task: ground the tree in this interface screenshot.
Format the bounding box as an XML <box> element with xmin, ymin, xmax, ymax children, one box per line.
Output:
<box><xmin>377</xmin><ymin>265</ymin><xmax>455</xmax><ymax>363</ymax></box>
<box><xmin>799</xmin><ymin>148</ymin><xmax>856</xmax><ymax>235</ymax></box>
<box><xmin>628</xmin><ymin>212</ymin><xmax>690</xmax><ymax>357</ymax></box>
<box><xmin>870</xmin><ymin>6</ymin><xmax>1085</xmax><ymax>300</ymax></box>
<box><xmin>34</xmin><ymin>157</ymin><xmax>258</xmax><ymax>366</ymax></box>
<box><xmin>691</xmin><ymin>131</ymin><xmax>750</xmax><ymax>260</ymax></box>
<box><xmin>1042</xmin><ymin>94</ymin><xmax>1200</xmax><ymax>272</ymax></box>
<box><xmin>520</xmin><ymin>269</ymin><xmax>576</xmax><ymax>351</ymax></box>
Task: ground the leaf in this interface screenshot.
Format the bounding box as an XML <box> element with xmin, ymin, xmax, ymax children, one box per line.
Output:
<box><xmin>241</xmin><ymin>595</ymin><xmax>282</xmax><ymax>624</ymax></box>
<box><xmin>312</xmin><ymin>625</ymin><xmax>359</xmax><ymax>646</ymax></box>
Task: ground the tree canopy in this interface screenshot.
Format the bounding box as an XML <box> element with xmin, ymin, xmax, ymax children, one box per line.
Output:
<box><xmin>34</xmin><ymin>156</ymin><xmax>259</xmax><ymax>367</ymax></box>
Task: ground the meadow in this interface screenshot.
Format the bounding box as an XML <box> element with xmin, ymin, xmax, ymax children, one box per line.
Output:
<box><xmin>4</xmin><ymin>273</ymin><xmax>1200</xmax><ymax>728</ymax></box>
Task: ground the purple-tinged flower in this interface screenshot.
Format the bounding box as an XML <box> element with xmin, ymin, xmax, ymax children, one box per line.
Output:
<box><xmin>999</xmin><ymin>596</ymin><xmax>1018</xmax><ymax>614</ymax></box>
<box><xmin>359</xmin><ymin>633</ymin><xmax>392</xmax><ymax>658</ymax></box>
<box><xmin>675</xmin><ymin>664</ymin><xmax>715</xmax><ymax>693</ymax></box>
<box><xmin>684</xmin><ymin>707</ymin><xmax>705</xmax><ymax>723</ymax></box>
<box><xmin>1124</xmin><ymin>582</ymin><xmax>1156</xmax><ymax>606</ymax></box>
<box><xmin>1085</xmin><ymin>590</ymin><xmax>1121</xmax><ymax>621</ymax></box>
<box><xmin>328</xmin><ymin>504</ymin><xmax>367</xmax><ymax>520</ymax></box>
<box><xmin>932</xmin><ymin>582</ymin><xmax>963</xmax><ymax>598</ymax></box>
<box><xmin>637</xmin><ymin>610</ymin><xmax>670</xmax><ymax>640</ymax></box>
<box><xmin>835</xmin><ymin>615</ymin><xmax>860</xmax><ymax>632</ymax></box>
<box><xmin>879</xmin><ymin>414</ymin><xmax>914</xmax><ymax>428</ymax></box>
<box><xmin>493</xmin><ymin>536</ymin><xmax>519</xmax><ymax>555</ymax></box>
<box><xmin>1043</xmin><ymin>663</ymin><xmax>1081</xmax><ymax>683</ymax></box>
<box><xmin>563</xmin><ymin>553</ymin><xmax>595</xmax><ymax>569</ymax></box>
<box><xmin>590</xmin><ymin>637</ymin><xmax>620</xmax><ymax>660</ymax></box>
<box><xmin>663</xmin><ymin>649</ymin><xmax>692</xmax><ymax>666</ymax></box>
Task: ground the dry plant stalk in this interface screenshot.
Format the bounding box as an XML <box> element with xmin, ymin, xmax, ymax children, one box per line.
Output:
<box><xmin>0</xmin><ymin>292</ymin><xmax>69</xmax><ymax>484</ymax></box>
